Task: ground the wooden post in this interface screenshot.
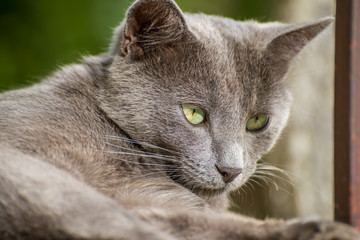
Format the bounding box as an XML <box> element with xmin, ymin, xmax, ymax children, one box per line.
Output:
<box><xmin>334</xmin><ymin>0</ymin><xmax>360</xmax><ymax>229</ymax></box>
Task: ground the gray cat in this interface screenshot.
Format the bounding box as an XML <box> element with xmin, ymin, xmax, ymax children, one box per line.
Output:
<box><xmin>0</xmin><ymin>0</ymin><xmax>359</xmax><ymax>239</ymax></box>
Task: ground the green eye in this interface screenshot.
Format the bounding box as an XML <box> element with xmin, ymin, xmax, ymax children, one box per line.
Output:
<box><xmin>182</xmin><ymin>104</ymin><xmax>206</xmax><ymax>125</ymax></box>
<box><xmin>246</xmin><ymin>115</ymin><xmax>269</xmax><ymax>131</ymax></box>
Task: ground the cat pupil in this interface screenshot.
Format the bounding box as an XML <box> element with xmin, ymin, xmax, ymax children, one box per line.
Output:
<box><xmin>192</xmin><ymin>108</ymin><xmax>196</xmax><ymax>116</ymax></box>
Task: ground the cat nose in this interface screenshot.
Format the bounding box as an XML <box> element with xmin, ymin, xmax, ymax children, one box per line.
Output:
<box><xmin>215</xmin><ymin>164</ymin><xmax>242</xmax><ymax>184</ymax></box>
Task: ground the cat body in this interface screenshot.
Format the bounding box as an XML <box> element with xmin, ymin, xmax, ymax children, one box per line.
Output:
<box><xmin>0</xmin><ymin>0</ymin><xmax>359</xmax><ymax>239</ymax></box>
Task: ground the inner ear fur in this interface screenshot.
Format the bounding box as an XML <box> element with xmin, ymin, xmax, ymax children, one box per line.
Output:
<box><xmin>123</xmin><ymin>0</ymin><xmax>188</xmax><ymax>60</ymax></box>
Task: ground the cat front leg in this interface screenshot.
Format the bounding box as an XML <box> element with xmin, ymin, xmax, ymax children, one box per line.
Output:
<box><xmin>138</xmin><ymin>208</ymin><xmax>360</xmax><ymax>240</ymax></box>
<box><xmin>280</xmin><ymin>218</ymin><xmax>360</xmax><ymax>240</ymax></box>
<box><xmin>0</xmin><ymin>145</ymin><xmax>175</xmax><ymax>240</ymax></box>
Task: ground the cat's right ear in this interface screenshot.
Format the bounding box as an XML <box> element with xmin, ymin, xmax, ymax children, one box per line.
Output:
<box><xmin>115</xmin><ymin>0</ymin><xmax>189</xmax><ymax>60</ymax></box>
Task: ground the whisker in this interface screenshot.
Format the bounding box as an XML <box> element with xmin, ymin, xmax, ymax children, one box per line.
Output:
<box><xmin>252</xmin><ymin>174</ymin><xmax>294</xmax><ymax>196</ymax></box>
<box><xmin>255</xmin><ymin>170</ymin><xmax>293</xmax><ymax>187</ymax></box>
<box><xmin>128</xmin><ymin>172</ymin><xmax>183</xmax><ymax>181</ymax></box>
<box><xmin>94</xmin><ymin>150</ymin><xmax>177</xmax><ymax>168</ymax></box>
<box><xmin>255</xmin><ymin>162</ymin><xmax>293</xmax><ymax>185</ymax></box>
<box><xmin>103</xmin><ymin>141</ymin><xmax>181</xmax><ymax>162</ymax></box>
<box><xmin>103</xmin><ymin>150</ymin><xmax>181</xmax><ymax>164</ymax></box>
<box><xmin>104</xmin><ymin>136</ymin><xmax>180</xmax><ymax>155</ymax></box>
<box><xmin>247</xmin><ymin>177</ymin><xmax>264</xmax><ymax>188</ymax></box>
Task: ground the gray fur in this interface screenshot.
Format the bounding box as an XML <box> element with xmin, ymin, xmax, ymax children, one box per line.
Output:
<box><xmin>0</xmin><ymin>0</ymin><xmax>358</xmax><ymax>239</ymax></box>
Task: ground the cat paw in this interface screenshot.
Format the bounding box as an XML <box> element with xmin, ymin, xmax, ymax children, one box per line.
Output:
<box><xmin>282</xmin><ymin>219</ymin><xmax>360</xmax><ymax>240</ymax></box>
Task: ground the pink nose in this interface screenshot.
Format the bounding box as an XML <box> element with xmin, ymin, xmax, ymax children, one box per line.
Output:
<box><xmin>215</xmin><ymin>165</ymin><xmax>242</xmax><ymax>184</ymax></box>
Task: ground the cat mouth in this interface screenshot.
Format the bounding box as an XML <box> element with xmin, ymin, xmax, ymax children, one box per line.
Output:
<box><xmin>166</xmin><ymin>169</ymin><xmax>228</xmax><ymax>196</ymax></box>
<box><xmin>161</xmin><ymin>156</ymin><xmax>235</xmax><ymax>196</ymax></box>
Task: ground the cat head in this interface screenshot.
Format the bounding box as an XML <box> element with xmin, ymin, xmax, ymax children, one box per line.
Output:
<box><xmin>99</xmin><ymin>0</ymin><xmax>332</xmax><ymax>196</ymax></box>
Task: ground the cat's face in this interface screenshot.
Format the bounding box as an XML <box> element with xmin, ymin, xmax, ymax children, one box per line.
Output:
<box><xmin>100</xmin><ymin>0</ymin><xmax>331</xmax><ymax>196</ymax></box>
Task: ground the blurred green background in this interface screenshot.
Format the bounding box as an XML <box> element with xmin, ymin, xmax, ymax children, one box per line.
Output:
<box><xmin>0</xmin><ymin>0</ymin><xmax>282</xmax><ymax>92</ymax></box>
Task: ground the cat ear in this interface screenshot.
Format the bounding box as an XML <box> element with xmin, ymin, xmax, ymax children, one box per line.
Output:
<box><xmin>121</xmin><ymin>0</ymin><xmax>188</xmax><ymax>60</ymax></box>
<box><xmin>266</xmin><ymin>17</ymin><xmax>333</xmax><ymax>76</ymax></box>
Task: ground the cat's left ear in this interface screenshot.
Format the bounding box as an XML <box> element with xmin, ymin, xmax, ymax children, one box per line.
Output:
<box><xmin>119</xmin><ymin>0</ymin><xmax>190</xmax><ymax>60</ymax></box>
<box><xmin>267</xmin><ymin>17</ymin><xmax>333</xmax><ymax>76</ymax></box>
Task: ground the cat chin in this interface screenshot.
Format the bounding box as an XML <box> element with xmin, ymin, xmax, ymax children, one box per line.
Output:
<box><xmin>166</xmin><ymin>173</ymin><xmax>226</xmax><ymax>196</ymax></box>
<box><xmin>190</xmin><ymin>185</ymin><xmax>228</xmax><ymax>197</ymax></box>
<box><xmin>189</xmin><ymin>182</ymin><xmax>248</xmax><ymax>200</ymax></box>
<box><xmin>168</xmin><ymin>174</ymin><xmax>241</xmax><ymax>198</ymax></box>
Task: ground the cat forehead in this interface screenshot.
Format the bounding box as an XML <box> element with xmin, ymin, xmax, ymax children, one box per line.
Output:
<box><xmin>174</xmin><ymin>15</ymin><xmax>286</xmax><ymax>98</ymax></box>
<box><xmin>184</xmin><ymin>13</ymin><xmax>282</xmax><ymax>50</ymax></box>
<box><xmin>182</xmin><ymin>14</ymin><xmax>284</xmax><ymax>85</ymax></box>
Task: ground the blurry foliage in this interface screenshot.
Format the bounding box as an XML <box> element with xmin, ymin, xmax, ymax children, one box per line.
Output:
<box><xmin>0</xmin><ymin>0</ymin><xmax>284</xmax><ymax>92</ymax></box>
<box><xmin>0</xmin><ymin>0</ymin><xmax>128</xmax><ymax>91</ymax></box>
